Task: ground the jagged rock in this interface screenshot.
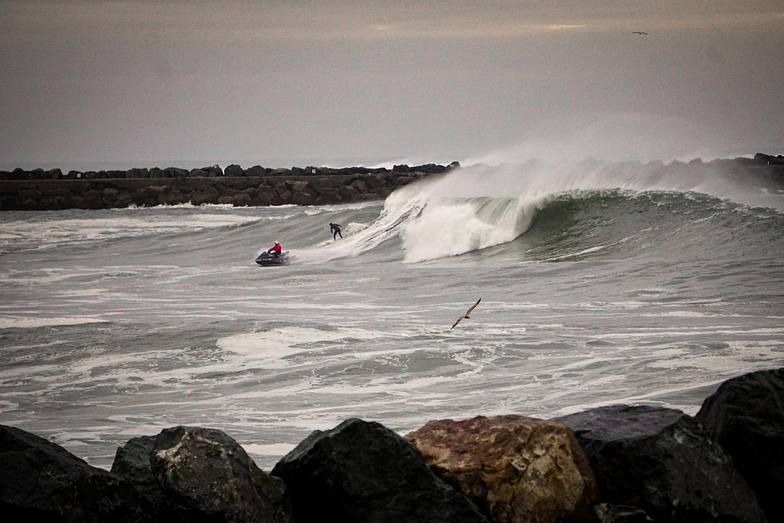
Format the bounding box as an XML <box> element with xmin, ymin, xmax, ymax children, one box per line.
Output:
<box><xmin>291</xmin><ymin>191</ymin><xmax>315</xmax><ymax>205</ymax></box>
<box><xmin>78</xmin><ymin>188</ymin><xmax>103</xmax><ymax>209</ymax></box>
<box><xmin>190</xmin><ymin>184</ymin><xmax>220</xmax><ymax>205</ymax></box>
<box><xmin>405</xmin><ymin>415</ymin><xmax>599</xmax><ymax>523</ymax></box>
<box><xmin>273</xmin><ymin>182</ymin><xmax>289</xmax><ymax>197</ymax></box>
<box><xmin>271</xmin><ymin>418</ymin><xmax>488</xmax><ymax>523</ymax></box>
<box><xmin>0</xmin><ymin>424</ymin><xmax>150</xmax><ymax>522</ymax></box>
<box><xmin>111</xmin><ymin>436</ymin><xmax>174</xmax><ymax>518</ymax></box>
<box><xmin>161</xmin><ymin>188</ymin><xmax>187</xmax><ymax>206</ymax></box>
<box><xmin>246</xmin><ymin>165</ymin><xmax>266</xmax><ymax>176</ymax></box>
<box><xmin>127</xmin><ymin>168</ymin><xmax>149</xmax><ymax>178</ymax></box>
<box><xmin>131</xmin><ymin>187</ymin><xmax>160</xmax><ymax>207</ymax></box>
<box><xmin>338</xmin><ymin>184</ymin><xmax>360</xmax><ymax>200</ymax></box>
<box><xmin>224</xmin><ymin>164</ymin><xmax>244</xmax><ymax>177</ymax></box>
<box><xmin>593</xmin><ymin>503</ymin><xmax>654</xmax><ymax>523</ymax></box>
<box><xmin>148</xmin><ymin>426</ymin><xmax>294</xmax><ymax>523</ymax></box>
<box><xmin>231</xmin><ymin>193</ymin><xmax>252</xmax><ymax>206</ymax></box>
<box><xmin>695</xmin><ymin>368</ymin><xmax>784</xmax><ymax>523</ymax></box>
<box><xmin>350</xmin><ymin>179</ymin><xmax>369</xmax><ymax>193</ymax></box>
<box><xmin>205</xmin><ymin>165</ymin><xmax>224</xmax><ymax>177</ymax></box>
<box><xmin>18</xmin><ymin>188</ymin><xmax>42</xmax><ymax>202</ymax></box>
<box><xmin>554</xmin><ymin>405</ymin><xmax>767</xmax><ymax>523</ymax></box>
<box><xmin>395</xmin><ymin>175</ymin><xmax>416</xmax><ymax>187</ymax></box>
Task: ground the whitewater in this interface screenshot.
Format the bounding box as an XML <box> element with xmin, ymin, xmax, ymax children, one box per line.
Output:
<box><xmin>1</xmin><ymin>158</ymin><xmax>783</xmax><ymax>471</ymax></box>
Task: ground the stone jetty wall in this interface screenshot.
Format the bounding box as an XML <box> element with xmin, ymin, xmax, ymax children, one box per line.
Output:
<box><xmin>2</xmin><ymin>368</ymin><xmax>783</xmax><ymax>523</ymax></box>
<box><xmin>2</xmin><ymin>154</ymin><xmax>784</xmax><ymax>212</ymax></box>
<box><xmin>0</xmin><ymin>162</ymin><xmax>459</xmax><ymax>211</ymax></box>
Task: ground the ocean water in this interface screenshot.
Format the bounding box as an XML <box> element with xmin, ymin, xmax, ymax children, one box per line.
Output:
<box><xmin>1</xmin><ymin>159</ymin><xmax>783</xmax><ymax>471</ymax></box>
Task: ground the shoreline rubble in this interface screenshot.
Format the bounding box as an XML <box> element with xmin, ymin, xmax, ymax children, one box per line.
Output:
<box><xmin>2</xmin><ymin>367</ymin><xmax>782</xmax><ymax>522</ymax></box>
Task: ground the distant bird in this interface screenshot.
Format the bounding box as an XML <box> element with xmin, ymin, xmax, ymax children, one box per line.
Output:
<box><xmin>632</xmin><ymin>31</ymin><xmax>648</xmax><ymax>35</ymax></box>
<box><xmin>451</xmin><ymin>298</ymin><xmax>481</xmax><ymax>329</ymax></box>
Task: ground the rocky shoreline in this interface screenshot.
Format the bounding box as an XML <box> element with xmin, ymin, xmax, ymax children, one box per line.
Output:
<box><xmin>2</xmin><ymin>368</ymin><xmax>782</xmax><ymax>523</ymax></box>
<box><xmin>1</xmin><ymin>153</ymin><xmax>783</xmax><ymax>211</ymax></box>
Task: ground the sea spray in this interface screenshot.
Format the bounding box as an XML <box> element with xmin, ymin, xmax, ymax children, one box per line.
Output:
<box><xmin>395</xmin><ymin>158</ymin><xmax>784</xmax><ymax>262</ymax></box>
<box><xmin>273</xmin><ymin>156</ymin><xmax>782</xmax><ymax>265</ymax></box>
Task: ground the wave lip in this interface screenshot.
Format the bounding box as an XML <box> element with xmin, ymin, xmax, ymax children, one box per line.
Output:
<box><xmin>401</xmin><ymin>196</ymin><xmax>535</xmax><ymax>262</ymax></box>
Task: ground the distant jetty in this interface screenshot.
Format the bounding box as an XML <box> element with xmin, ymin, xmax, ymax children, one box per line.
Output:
<box><xmin>1</xmin><ymin>154</ymin><xmax>783</xmax><ymax>211</ymax></box>
<box><xmin>0</xmin><ymin>162</ymin><xmax>460</xmax><ymax>211</ymax></box>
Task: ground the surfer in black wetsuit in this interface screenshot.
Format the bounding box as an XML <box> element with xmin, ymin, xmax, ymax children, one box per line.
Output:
<box><xmin>329</xmin><ymin>223</ymin><xmax>342</xmax><ymax>240</ymax></box>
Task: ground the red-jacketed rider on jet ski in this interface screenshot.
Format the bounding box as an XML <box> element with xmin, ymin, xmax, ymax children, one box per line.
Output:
<box><xmin>268</xmin><ymin>241</ymin><xmax>282</xmax><ymax>257</ymax></box>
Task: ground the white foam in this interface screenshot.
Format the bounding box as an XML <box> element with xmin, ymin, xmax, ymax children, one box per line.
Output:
<box><xmin>0</xmin><ymin>212</ymin><xmax>262</xmax><ymax>250</ymax></box>
<box><xmin>218</xmin><ymin>327</ymin><xmax>382</xmax><ymax>352</ymax></box>
<box><xmin>392</xmin><ymin>173</ymin><xmax>537</xmax><ymax>262</ymax></box>
<box><xmin>0</xmin><ymin>316</ymin><xmax>106</xmax><ymax>329</ymax></box>
<box><xmin>215</xmin><ymin>326</ymin><xmax>387</xmax><ymax>369</ymax></box>
<box><xmin>649</xmin><ymin>311</ymin><xmax>708</xmax><ymax>318</ymax></box>
<box><xmin>244</xmin><ymin>442</ymin><xmax>297</xmax><ymax>456</ymax></box>
<box><xmin>0</xmin><ymin>399</ymin><xmax>19</xmax><ymax>412</ymax></box>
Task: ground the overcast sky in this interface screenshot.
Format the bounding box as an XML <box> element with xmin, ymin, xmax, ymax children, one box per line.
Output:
<box><xmin>1</xmin><ymin>1</ymin><xmax>782</xmax><ymax>169</ymax></box>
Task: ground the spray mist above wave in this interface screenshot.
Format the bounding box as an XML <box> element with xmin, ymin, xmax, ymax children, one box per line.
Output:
<box><xmin>290</xmin><ymin>130</ymin><xmax>783</xmax><ymax>264</ymax></box>
<box><xmin>394</xmin><ymin>150</ymin><xmax>782</xmax><ymax>262</ymax></box>
<box><xmin>464</xmin><ymin>113</ymin><xmax>740</xmax><ymax>166</ymax></box>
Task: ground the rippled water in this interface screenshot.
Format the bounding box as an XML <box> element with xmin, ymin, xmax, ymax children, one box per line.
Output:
<box><xmin>1</xmin><ymin>160</ymin><xmax>783</xmax><ymax>470</ymax></box>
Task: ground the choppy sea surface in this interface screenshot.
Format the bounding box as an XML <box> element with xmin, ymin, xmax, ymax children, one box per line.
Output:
<box><xmin>1</xmin><ymin>159</ymin><xmax>783</xmax><ymax>471</ymax></box>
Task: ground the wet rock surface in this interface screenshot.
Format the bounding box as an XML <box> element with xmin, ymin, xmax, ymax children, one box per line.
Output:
<box><xmin>405</xmin><ymin>415</ymin><xmax>598</xmax><ymax>523</ymax></box>
<box><xmin>3</xmin><ymin>368</ymin><xmax>783</xmax><ymax>523</ymax></box>
<box><xmin>112</xmin><ymin>426</ymin><xmax>294</xmax><ymax>523</ymax></box>
<box><xmin>695</xmin><ymin>368</ymin><xmax>784</xmax><ymax>523</ymax></box>
<box><xmin>554</xmin><ymin>405</ymin><xmax>768</xmax><ymax>523</ymax></box>
<box><xmin>0</xmin><ymin>424</ymin><xmax>151</xmax><ymax>522</ymax></box>
<box><xmin>270</xmin><ymin>418</ymin><xmax>488</xmax><ymax>523</ymax></box>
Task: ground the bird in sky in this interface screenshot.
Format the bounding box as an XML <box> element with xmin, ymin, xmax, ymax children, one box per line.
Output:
<box><xmin>632</xmin><ymin>31</ymin><xmax>648</xmax><ymax>35</ymax></box>
<box><xmin>451</xmin><ymin>298</ymin><xmax>481</xmax><ymax>329</ymax></box>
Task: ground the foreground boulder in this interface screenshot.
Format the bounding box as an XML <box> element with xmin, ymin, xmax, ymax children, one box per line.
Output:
<box><xmin>110</xmin><ymin>436</ymin><xmax>178</xmax><ymax>520</ymax></box>
<box><xmin>112</xmin><ymin>426</ymin><xmax>293</xmax><ymax>523</ymax></box>
<box><xmin>0</xmin><ymin>424</ymin><xmax>150</xmax><ymax>522</ymax></box>
<box><xmin>555</xmin><ymin>405</ymin><xmax>767</xmax><ymax>523</ymax></box>
<box><xmin>695</xmin><ymin>368</ymin><xmax>784</xmax><ymax>523</ymax></box>
<box><xmin>271</xmin><ymin>418</ymin><xmax>488</xmax><ymax>523</ymax></box>
<box><xmin>405</xmin><ymin>415</ymin><xmax>598</xmax><ymax>523</ymax></box>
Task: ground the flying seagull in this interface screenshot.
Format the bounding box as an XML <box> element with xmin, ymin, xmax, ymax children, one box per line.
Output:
<box><xmin>451</xmin><ymin>298</ymin><xmax>481</xmax><ymax>329</ymax></box>
<box><xmin>632</xmin><ymin>31</ymin><xmax>648</xmax><ymax>35</ymax></box>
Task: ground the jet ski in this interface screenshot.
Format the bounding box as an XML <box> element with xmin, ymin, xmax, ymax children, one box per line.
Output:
<box><xmin>255</xmin><ymin>250</ymin><xmax>289</xmax><ymax>266</ymax></box>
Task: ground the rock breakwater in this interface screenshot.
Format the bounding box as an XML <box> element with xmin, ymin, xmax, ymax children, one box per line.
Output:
<box><xmin>2</xmin><ymin>154</ymin><xmax>784</xmax><ymax>211</ymax></box>
<box><xmin>0</xmin><ymin>163</ymin><xmax>459</xmax><ymax>211</ymax></box>
<box><xmin>2</xmin><ymin>368</ymin><xmax>782</xmax><ymax>523</ymax></box>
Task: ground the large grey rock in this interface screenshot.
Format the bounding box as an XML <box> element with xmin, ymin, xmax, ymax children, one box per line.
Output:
<box><xmin>0</xmin><ymin>424</ymin><xmax>150</xmax><ymax>522</ymax></box>
<box><xmin>116</xmin><ymin>426</ymin><xmax>294</xmax><ymax>523</ymax></box>
<box><xmin>151</xmin><ymin>426</ymin><xmax>293</xmax><ymax>523</ymax></box>
<box><xmin>695</xmin><ymin>368</ymin><xmax>784</xmax><ymax>523</ymax></box>
<box><xmin>271</xmin><ymin>418</ymin><xmax>488</xmax><ymax>523</ymax></box>
<box><xmin>111</xmin><ymin>436</ymin><xmax>177</xmax><ymax>520</ymax></box>
<box><xmin>554</xmin><ymin>405</ymin><xmax>767</xmax><ymax>523</ymax></box>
